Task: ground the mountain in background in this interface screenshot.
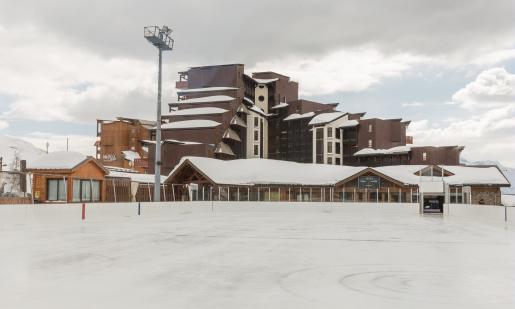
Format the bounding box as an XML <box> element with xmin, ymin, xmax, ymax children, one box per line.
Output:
<box><xmin>0</xmin><ymin>135</ymin><xmax>45</xmax><ymax>171</ymax></box>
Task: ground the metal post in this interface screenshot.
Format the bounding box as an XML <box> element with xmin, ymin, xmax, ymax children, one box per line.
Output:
<box><xmin>62</xmin><ymin>176</ymin><xmax>67</xmax><ymax>203</ymax></box>
<box><xmin>376</xmin><ymin>188</ymin><xmax>379</xmax><ymax>203</ymax></box>
<box><xmin>288</xmin><ymin>188</ymin><xmax>291</xmax><ymax>202</ymax></box>
<box><xmin>410</xmin><ymin>188</ymin><xmax>413</xmax><ymax>203</ymax></box>
<box><xmin>399</xmin><ymin>188</ymin><xmax>402</xmax><ymax>203</ymax></box>
<box><xmin>153</xmin><ymin>48</ymin><xmax>163</xmax><ymax>202</ymax></box>
<box><xmin>248</xmin><ymin>187</ymin><xmax>250</xmax><ymax>201</ymax></box>
<box><xmin>172</xmin><ymin>184</ymin><xmax>175</xmax><ymax>201</ymax></box>
<box><xmin>388</xmin><ymin>187</ymin><xmax>390</xmax><ymax>203</ymax></box>
<box><xmin>354</xmin><ymin>188</ymin><xmax>356</xmax><ymax>202</ymax></box>
<box><xmin>112</xmin><ymin>179</ymin><xmax>117</xmax><ymax>203</ymax></box>
<box><xmin>147</xmin><ymin>182</ymin><xmax>151</xmax><ymax>202</ymax></box>
<box><xmin>237</xmin><ymin>187</ymin><xmax>240</xmax><ymax>201</ymax></box>
<box><xmin>268</xmin><ymin>187</ymin><xmax>271</xmax><ymax>201</ymax></box>
<box><xmin>138</xmin><ymin>202</ymin><xmax>141</xmax><ymax>216</ymax></box>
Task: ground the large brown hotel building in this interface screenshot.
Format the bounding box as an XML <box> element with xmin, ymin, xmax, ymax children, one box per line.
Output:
<box><xmin>96</xmin><ymin>64</ymin><xmax>463</xmax><ymax>175</ymax></box>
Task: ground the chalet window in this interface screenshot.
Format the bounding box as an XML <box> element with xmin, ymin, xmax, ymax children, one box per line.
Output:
<box><xmin>254</xmin><ymin>117</ymin><xmax>259</xmax><ymax>127</ymax></box>
<box><xmin>368</xmin><ymin>124</ymin><xmax>373</xmax><ymax>133</ymax></box>
<box><xmin>327</xmin><ymin>127</ymin><xmax>333</xmax><ymax>138</ymax></box>
<box><xmin>73</xmin><ymin>179</ymin><xmax>101</xmax><ymax>202</ymax></box>
<box><xmin>335</xmin><ymin>142</ymin><xmax>341</xmax><ymax>154</ymax></box>
<box><xmin>254</xmin><ymin>130</ymin><xmax>259</xmax><ymax>142</ymax></box>
<box><xmin>335</xmin><ymin>128</ymin><xmax>341</xmax><ymax>139</ymax></box>
<box><xmin>254</xmin><ymin>145</ymin><xmax>259</xmax><ymax>156</ymax></box>
<box><xmin>47</xmin><ymin>179</ymin><xmax>66</xmax><ymax>201</ymax></box>
<box><xmin>368</xmin><ymin>139</ymin><xmax>373</xmax><ymax>148</ymax></box>
<box><xmin>327</xmin><ymin>142</ymin><xmax>333</xmax><ymax>153</ymax></box>
<box><xmin>423</xmin><ymin>152</ymin><xmax>427</xmax><ymax>161</ymax></box>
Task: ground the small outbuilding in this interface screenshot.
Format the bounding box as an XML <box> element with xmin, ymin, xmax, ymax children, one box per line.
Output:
<box><xmin>27</xmin><ymin>152</ymin><xmax>108</xmax><ymax>203</ymax></box>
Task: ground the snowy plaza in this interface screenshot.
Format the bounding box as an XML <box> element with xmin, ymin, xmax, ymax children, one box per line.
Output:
<box><xmin>1</xmin><ymin>202</ymin><xmax>514</xmax><ymax>309</ymax></box>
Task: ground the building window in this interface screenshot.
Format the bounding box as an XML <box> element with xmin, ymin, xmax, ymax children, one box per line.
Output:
<box><xmin>254</xmin><ymin>130</ymin><xmax>259</xmax><ymax>142</ymax></box>
<box><xmin>258</xmin><ymin>95</ymin><xmax>265</xmax><ymax>102</ymax></box>
<box><xmin>254</xmin><ymin>145</ymin><xmax>259</xmax><ymax>156</ymax></box>
<box><xmin>327</xmin><ymin>127</ymin><xmax>333</xmax><ymax>138</ymax></box>
<box><xmin>327</xmin><ymin>142</ymin><xmax>333</xmax><ymax>153</ymax></box>
<box><xmin>73</xmin><ymin>179</ymin><xmax>101</xmax><ymax>202</ymax></box>
<box><xmin>335</xmin><ymin>142</ymin><xmax>341</xmax><ymax>154</ymax></box>
<box><xmin>368</xmin><ymin>139</ymin><xmax>373</xmax><ymax>148</ymax></box>
<box><xmin>254</xmin><ymin>117</ymin><xmax>259</xmax><ymax>127</ymax></box>
<box><xmin>316</xmin><ymin>128</ymin><xmax>324</xmax><ymax>163</ymax></box>
<box><xmin>336</xmin><ymin>158</ymin><xmax>341</xmax><ymax>165</ymax></box>
<box><xmin>47</xmin><ymin>179</ymin><xmax>66</xmax><ymax>201</ymax></box>
<box><xmin>368</xmin><ymin>124</ymin><xmax>373</xmax><ymax>133</ymax></box>
<box><xmin>423</xmin><ymin>152</ymin><xmax>427</xmax><ymax>161</ymax></box>
<box><xmin>327</xmin><ymin>157</ymin><xmax>333</xmax><ymax>164</ymax></box>
<box><xmin>336</xmin><ymin>128</ymin><xmax>341</xmax><ymax>139</ymax></box>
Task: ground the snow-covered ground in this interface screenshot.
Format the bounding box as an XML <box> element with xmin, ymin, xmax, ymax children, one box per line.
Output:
<box><xmin>1</xmin><ymin>202</ymin><xmax>514</xmax><ymax>309</ymax></box>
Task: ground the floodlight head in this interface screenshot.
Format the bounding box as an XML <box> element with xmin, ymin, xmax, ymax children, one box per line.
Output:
<box><xmin>144</xmin><ymin>25</ymin><xmax>174</xmax><ymax>51</ymax></box>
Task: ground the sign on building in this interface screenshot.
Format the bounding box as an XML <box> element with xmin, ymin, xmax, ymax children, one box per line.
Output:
<box><xmin>358</xmin><ymin>175</ymin><xmax>380</xmax><ymax>189</ymax></box>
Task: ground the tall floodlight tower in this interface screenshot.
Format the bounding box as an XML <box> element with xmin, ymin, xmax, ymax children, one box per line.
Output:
<box><xmin>144</xmin><ymin>26</ymin><xmax>174</xmax><ymax>202</ymax></box>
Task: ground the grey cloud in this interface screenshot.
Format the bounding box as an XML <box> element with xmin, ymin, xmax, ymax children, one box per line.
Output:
<box><xmin>1</xmin><ymin>0</ymin><xmax>514</xmax><ymax>66</ymax></box>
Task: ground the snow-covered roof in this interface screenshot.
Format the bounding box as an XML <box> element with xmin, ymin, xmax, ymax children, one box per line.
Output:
<box><xmin>270</xmin><ymin>102</ymin><xmax>289</xmax><ymax>109</ymax></box>
<box><xmin>168</xmin><ymin>157</ymin><xmax>366</xmax><ymax>186</ymax></box>
<box><xmin>177</xmin><ymin>87</ymin><xmax>238</xmax><ymax>93</ymax></box>
<box><xmin>214</xmin><ymin>142</ymin><xmax>235</xmax><ymax>156</ymax></box>
<box><xmin>175</xmin><ymin>95</ymin><xmax>235</xmax><ymax>104</ymax></box>
<box><xmin>244</xmin><ymin>97</ymin><xmax>254</xmax><ymax>105</ymax></box>
<box><xmin>283</xmin><ymin>112</ymin><xmax>315</xmax><ymax>121</ymax></box>
<box><xmin>223</xmin><ymin>128</ymin><xmax>241</xmax><ymax>142</ymax></box>
<box><xmin>340</xmin><ymin>119</ymin><xmax>359</xmax><ymax>128</ymax></box>
<box><xmin>249</xmin><ymin>106</ymin><xmax>267</xmax><ymax>117</ymax></box>
<box><xmin>230</xmin><ymin>115</ymin><xmax>247</xmax><ymax>127</ymax></box>
<box><xmin>168</xmin><ymin>107</ymin><xmax>228</xmax><ymax>116</ymax></box>
<box><xmin>354</xmin><ymin>146</ymin><xmax>412</xmax><ymax>157</ymax></box>
<box><xmin>160</xmin><ymin>120</ymin><xmax>221</xmax><ymax>130</ymax></box>
<box><xmin>167</xmin><ymin>157</ymin><xmax>510</xmax><ymax>188</ymax></box>
<box><xmin>308</xmin><ymin>112</ymin><xmax>346</xmax><ymax>126</ymax></box>
<box><xmin>108</xmin><ymin>171</ymin><xmax>166</xmax><ymax>184</ymax></box>
<box><xmin>122</xmin><ymin>150</ymin><xmax>140</xmax><ymax>162</ymax></box>
<box><xmin>27</xmin><ymin>151</ymin><xmax>96</xmax><ymax>170</ymax></box>
<box><xmin>140</xmin><ymin>139</ymin><xmax>203</xmax><ymax>145</ymax></box>
<box><xmin>253</xmin><ymin>78</ymin><xmax>278</xmax><ymax>84</ymax></box>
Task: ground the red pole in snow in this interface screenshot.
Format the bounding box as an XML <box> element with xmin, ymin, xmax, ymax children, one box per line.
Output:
<box><xmin>82</xmin><ymin>203</ymin><xmax>86</xmax><ymax>221</ymax></box>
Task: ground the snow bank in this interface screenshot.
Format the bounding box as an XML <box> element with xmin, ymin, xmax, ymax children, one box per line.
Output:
<box><xmin>502</xmin><ymin>195</ymin><xmax>515</xmax><ymax>206</ymax></box>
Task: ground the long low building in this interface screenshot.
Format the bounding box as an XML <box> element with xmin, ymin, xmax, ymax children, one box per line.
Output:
<box><xmin>166</xmin><ymin>157</ymin><xmax>511</xmax><ymax>211</ymax></box>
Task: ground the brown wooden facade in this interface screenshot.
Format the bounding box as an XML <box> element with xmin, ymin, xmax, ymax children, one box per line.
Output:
<box><xmin>28</xmin><ymin>159</ymin><xmax>107</xmax><ymax>203</ymax></box>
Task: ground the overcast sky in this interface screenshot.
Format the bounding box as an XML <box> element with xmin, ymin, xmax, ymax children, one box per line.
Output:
<box><xmin>0</xmin><ymin>0</ymin><xmax>514</xmax><ymax>166</ymax></box>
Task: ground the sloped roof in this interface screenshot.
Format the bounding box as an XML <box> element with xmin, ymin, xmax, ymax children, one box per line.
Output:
<box><xmin>166</xmin><ymin>157</ymin><xmax>510</xmax><ymax>188</ymax></box>
<box><xmin>167</xmin><ymin>157</ymin><xmax>366</xmax><ymax>186</ymax></box>
<box><xmin>283</xmin><ymin>112</ymin><xmax>315</xmax><ymax>121</ymax></box>
<box><xmin>160</xmin><ymin>120</ymin><xmax>221</xmax><ymax>130</ymax></box>
<box><xmin>174</xmin><ymin>95</ymin><xmax>235</xmax><ymax>104</ymax></box>
<box><xmin>27</xmin><ymin>151</ymin><xmax>105</xmax><ymax>172</ymax></box>
<box><xmin>177</xmin><ymin>87</ymin><xmax>238</xmax><ymax>94</ymax></box>
<box><xmin>168</xmin><ymin>107</ymin><xmax>228</xmax><ymax>116</ymax></box>
<box><xmin>308</xmin><ymin>112</ymin><xmax>346</xmax><ymax>126</ymax></box>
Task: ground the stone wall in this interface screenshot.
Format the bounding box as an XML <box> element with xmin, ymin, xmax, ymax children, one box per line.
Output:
<box><xmin>471</xmin><ymin>187</ymin><xmax>502</xmax><ymax>205</ymax></box>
